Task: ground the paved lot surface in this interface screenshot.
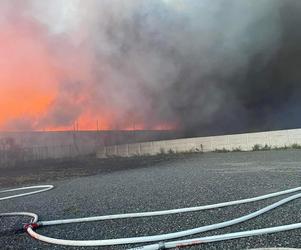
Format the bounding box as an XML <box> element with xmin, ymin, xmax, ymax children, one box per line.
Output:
<box><xmin>1</xmin><ymin>150</ymin><xmax>301</xmax><ymax>249</ymax></box>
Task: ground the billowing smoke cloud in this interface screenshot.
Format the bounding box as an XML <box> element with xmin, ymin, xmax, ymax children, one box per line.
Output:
<box><xmin>1</xmin><ymin>0</ymin><xmax>301</xmax><ymax>135</ymax></box>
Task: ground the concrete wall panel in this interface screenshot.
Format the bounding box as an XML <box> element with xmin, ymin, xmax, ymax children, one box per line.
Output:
<box><xmin>128</xmin><ymin>144</ymin><xmax>140</xmax><ymax>156</ymax></box>
<box><xmin>0</xmin><ymin>130</ymin><xmax>180</xmax><ymax>166</ymax></box>
<box><xmin>140</xmin><ymin>142</ymin><xmax>154</xmax><ymax>155</ymax></box>
<box><xmin>247</xmin><ymin>132</ymin><xmax>269</xmax><ymax>146</ymax></box>
<box><xmin>97</xmin><ymin>128</ymin><xmax>301</xmax><ymax>158</ymax></box>
<box><xmin>117</xmin><ymin>145</ymin><xmax>128</xmax><ymax>157</ymax></box>
<box><xmin>106</xmin><ymin>146</ymin><xmax>117</xmax><ymax>156</ymax></box>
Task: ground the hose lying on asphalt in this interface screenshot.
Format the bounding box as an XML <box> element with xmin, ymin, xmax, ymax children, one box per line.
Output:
<box><xmin>0</xmin><ymin>185</ymin><xmax>300</xmax><ymax>249</ymax></box>
<box><xmin>0</xmin><ymin>185</ymin><xmax>53</xmax><ymax>227</ymax></box>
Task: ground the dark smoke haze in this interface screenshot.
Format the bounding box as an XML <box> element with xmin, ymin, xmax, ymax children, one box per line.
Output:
<box><xmin>1</xmin><ymin>0</ymin><xmax>301</xmax><ymax>136</ymax></box>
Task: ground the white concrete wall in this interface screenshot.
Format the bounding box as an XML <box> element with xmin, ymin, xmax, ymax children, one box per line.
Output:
<box><xmin>0</xmin><ymin>130</ymin><xmax>179</xmax><ymax>167</ymax></box>
<box><xmin>97</xmin><ymin>128</ymin><xmax>301</xmax><ymax>158</ymax></box>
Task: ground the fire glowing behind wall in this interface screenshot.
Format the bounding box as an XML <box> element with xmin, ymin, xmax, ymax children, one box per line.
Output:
<box><xmin>1</xmin><ymin>1</ymin><xmax>301</xmax><ymax>134</ymax></box>
<box><xmin>0</xmin><ymin>0</ymin><xmax>177</xmax><ymax>131</ymax></box>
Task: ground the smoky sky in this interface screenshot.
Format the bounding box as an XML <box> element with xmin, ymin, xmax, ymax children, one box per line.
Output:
<box><xmin>2</xmin><ymin>0</ymin><xmax>301</xmax><ymax>135</ymax></box>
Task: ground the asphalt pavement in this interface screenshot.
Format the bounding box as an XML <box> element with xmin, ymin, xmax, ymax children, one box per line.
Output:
<box><xmin>1</xmin><ymin>150</ymin><xmax>301</xmax><ymax>249</ymax></box>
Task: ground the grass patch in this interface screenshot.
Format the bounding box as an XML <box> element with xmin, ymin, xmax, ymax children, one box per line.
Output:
<box><xmin>214</xmin><ymin>148</ymin><xmax>230</xmax><ymax>153</ymax></box>
<box><xmin>252</xmin><ymin>144</ymin><xmax>271</xmax><ymax>151</ymax></box>
<box><xmin>232</xmin><ymin>147</ymin><xmax>242</xmax><ymax>152</ymax></box>
<box><xmin>291</xmin><ymin>143</ymin><xmax>301</xmax><ymax>149</ymax></box>
<box><xmin>252</xmin><ymin>143</ymin><xmax>301</xmax><ymax>151</ymax></box>
<box><xmin>167</xmin><ymin>149</ymin><xmax>175</xmax><ymax>154</ymax></box>
<box><xmin>272</xmin><ymin>145</ymin><xmax>289</xmax><ymax>150</ymax></box>
<box><xmin>159</xmin><ymin>148</ymin><xmax>166</xmax><ymax>154</ymax></box>
<box><xmin>158</xmin><ymin>147</ymin><xmax>202</xmax><ymax>156</ymax></box>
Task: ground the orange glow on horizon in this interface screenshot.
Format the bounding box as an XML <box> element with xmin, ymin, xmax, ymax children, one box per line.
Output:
<box><xmin>0</xmin><ymin>4</ymin><xmax>177</xmax><ymax>132</ymax></box>
<box><xmin>0</xmin><ymin>13</ymin><xmax>58</xmax><ymax>130</ymax></box>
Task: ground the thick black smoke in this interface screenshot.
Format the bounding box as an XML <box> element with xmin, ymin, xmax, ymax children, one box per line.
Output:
<box><xmin>84</xmin><ymin>0</ymin><xmax>301</xmax><ymax>135</ymax></box>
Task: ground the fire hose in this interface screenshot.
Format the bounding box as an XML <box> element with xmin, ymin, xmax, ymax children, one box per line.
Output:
<box><xmin>0</xmin><ymin>185</ymin><xmax>301</xmax><ymax>249</ymax></box>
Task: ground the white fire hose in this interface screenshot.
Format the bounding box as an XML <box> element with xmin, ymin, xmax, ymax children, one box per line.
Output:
<box><xmin>0</xmin><ymin>185</ymin><xmax>300</xmax><ymax>249</ymax></box>
<box><xmin>0</xmin><ymin>185</ymin><xmax>53</xmax><ymax>224</ymax></box>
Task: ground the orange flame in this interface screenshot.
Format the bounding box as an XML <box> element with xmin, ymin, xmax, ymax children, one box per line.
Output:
<box><xmin>0</xmin><ymin>3</ymin><xmax>176</xmax><ymax>132</ymax></box>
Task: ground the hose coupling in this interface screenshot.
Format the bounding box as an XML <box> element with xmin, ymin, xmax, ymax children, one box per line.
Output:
<box><xmin>23</xmin><ymin>223</ymin><xmax>39</xmax><ymax>230</ymax></box>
